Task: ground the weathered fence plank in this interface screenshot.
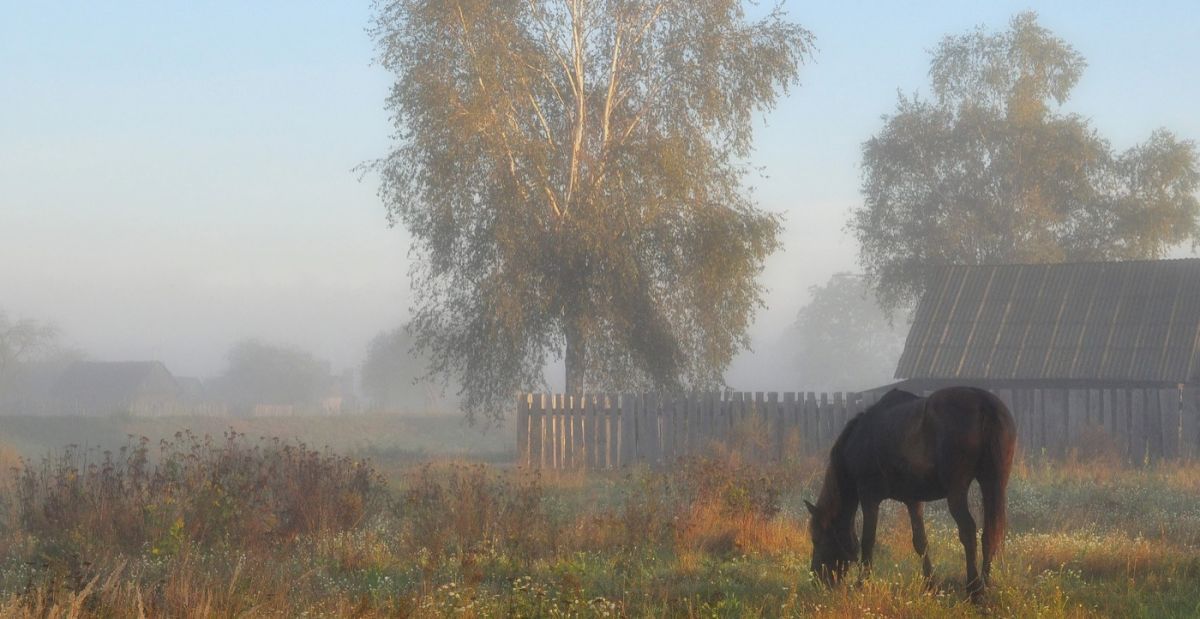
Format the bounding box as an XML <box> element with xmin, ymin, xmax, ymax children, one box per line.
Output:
<box><xmin>1067</xmin><ymin>388</ymin><xmax>1086</xmax><ymax>454</ymax></box>
<box><xmin>1114</xmin><ymin>388</ymin><xmax>1129</xmax><ymax>461</ymax></box>
<box><xmin>1161</xmin><ymin>389</ymin><xmax>1180</xmax><ymax>460</ymax></box>
<box><xmin>1146</xmin><ymin>389</ymin><xmax>1164</xmax><ymax>462</ymax></box>
<box><xmin>1130</xmin><ymin>389</ymin><xmax>1146</xmax><ymax>465</ymax></box>
<box><xmin>518</xmin><ymin>394</ymin><xmax>530</xmax><ymax>468</ymax></box>
<box><xmin>1184</xmin><ymin>388</ymin><xmax>1200</xmax><ymax>460</ymax></box>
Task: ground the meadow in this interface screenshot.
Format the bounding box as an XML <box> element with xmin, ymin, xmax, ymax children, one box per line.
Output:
<box><xmin>0</xmin><ymin>415</ymin><xmax>1198</xmax><ymax>617</ymax></box>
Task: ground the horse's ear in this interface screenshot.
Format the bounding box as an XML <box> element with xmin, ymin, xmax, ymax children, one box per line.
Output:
<box><xmin>804</xmin><ymin>500</ymin><xmax>818</xmax><ymax>515</ymax></box>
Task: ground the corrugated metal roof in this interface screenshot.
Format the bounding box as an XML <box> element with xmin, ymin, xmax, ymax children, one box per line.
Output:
<box><xmin>895</xmin><ymin>260</ymin><xmax>1200</xmax><ymax>383</ymax></box>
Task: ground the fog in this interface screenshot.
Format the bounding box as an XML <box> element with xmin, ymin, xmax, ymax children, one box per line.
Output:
<box><xmin>3</xmin><ymin>2</ymin><xmax>1199</xmax><ymax>411</ymax></box>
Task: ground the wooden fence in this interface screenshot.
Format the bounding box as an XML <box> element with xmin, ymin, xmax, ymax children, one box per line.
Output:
<box><xmin>518</xmin><ymin>387</ymin><xmax>1200</xmax><ymax>469</ymax></box>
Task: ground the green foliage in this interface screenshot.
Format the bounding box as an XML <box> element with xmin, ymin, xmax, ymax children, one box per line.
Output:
<box><xmin>850</xmin><ymin>12</ymin><xmax>1200</xmax><ymax>311</ymax></box>
<box><xmin>792</xmin><ymin>273</ymin><xmax>908</xmax><ymax>390</ymax></box>
<box><xmin>368</xmin><ymin>0</ymin><xmax>814</xmax><ymax>421</ymax></box>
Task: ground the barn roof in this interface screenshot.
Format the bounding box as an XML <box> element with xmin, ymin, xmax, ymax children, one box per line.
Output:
<box><xmin>895</xmin><ymin>259</ymin><xmax>1200</xmax><ymax>384</ymax></box>
<box><xmin>54</xmin><ymin>361</ymin><xmax>179</xmax><ymax>405</ymax></box>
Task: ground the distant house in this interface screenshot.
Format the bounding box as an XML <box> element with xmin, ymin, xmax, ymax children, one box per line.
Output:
<box><xmin>894</xmin><ymin>259</ymin><xmax>1200</xmax><ymax>390</ymax></box>
<box><xmin>53</xmin><ymin>361</ymin><xmax>181</xmax><ymax>416</ymax></box>
<box><xmin>174</xmin><ymin>376</ymin><xmax>207</xmax><ymax>402</ymax></box>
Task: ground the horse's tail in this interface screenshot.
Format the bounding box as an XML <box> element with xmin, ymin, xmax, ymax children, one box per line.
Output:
<box><xmin>975</xmin><ymin>388</ymin><xmax>1016</xmax><ymax>556</ymax></box>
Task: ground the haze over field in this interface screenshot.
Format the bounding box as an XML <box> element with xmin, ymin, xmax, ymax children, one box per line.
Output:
<box><xmin>3</xmin><ymin>2</ymin><xmax>1198</xmax><ymax>393</ymax></box>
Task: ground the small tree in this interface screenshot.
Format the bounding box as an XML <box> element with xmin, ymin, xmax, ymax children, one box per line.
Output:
<box><xmin>361</xmin><ymin>327</ymin><xmax>455</xmax><ymax>413</ymax></box>
<box><xmin>792</xmin><ymin>274</ymin><xmax>907</xmax><ymax>391</ymax></box>
<box><xmin>212</xmin><ymin>340</ymin><xmax>333</xmax><ymax>413</ymax></box>
<box><xmin>850</xmin><ymin>12</ymin><xmax>1200</xmax><ymax>312</ymax></box>
<box><xmin>368</xmin><ymin>0</ymin><xmax>813</xmax><ymax>421</ymax></box>
<box><xmin>0</xmin><ymin>310</ymin><xmax>77</xmax><ymax>413</ymax></box>
<box><xmin>0</xmin><ymin>310</ymin><xmax>59</xmax><ymax>388</ymax></box>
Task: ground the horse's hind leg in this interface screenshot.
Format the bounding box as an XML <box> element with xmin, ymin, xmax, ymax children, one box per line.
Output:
<box><xmin>905</xmin><ymin>501</ymin><xmax>932</xmax><ymax>581</ymax></box>
<box><xmin>946</xmin><ymin>487</ymin><xmax>980</xmax><ymax>595</ymax></box>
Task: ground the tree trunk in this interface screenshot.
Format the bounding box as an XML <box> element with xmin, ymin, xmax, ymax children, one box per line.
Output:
<box><xmin>564</xmin><ymin>327</ymin><xmax>584</xmax><ymax>394</ymax></box>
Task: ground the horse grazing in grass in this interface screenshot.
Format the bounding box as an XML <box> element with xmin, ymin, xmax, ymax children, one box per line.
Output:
<box><xmin>806</xmin><ymin>386</ymin><xmax>1016</xmax><ymax>596</ymax></box>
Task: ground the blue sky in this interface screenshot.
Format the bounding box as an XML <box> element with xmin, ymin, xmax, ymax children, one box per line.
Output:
<box><xmin>2</xmin><ymin>2</ymin><xmax>1198</xmax><ymax>387</ymax></box>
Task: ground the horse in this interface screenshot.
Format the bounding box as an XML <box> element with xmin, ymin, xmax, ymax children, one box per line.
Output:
<box><xmin>805</xmin><ymin>386</ymin><xmax>1016</xmax><ymax>596</ymax></box>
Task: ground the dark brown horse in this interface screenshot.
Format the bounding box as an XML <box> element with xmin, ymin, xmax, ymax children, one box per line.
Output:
<box><xmin>806</xmin><ymin>386</ymin><xmax>1016</xmax><ymax>595</ymax></box>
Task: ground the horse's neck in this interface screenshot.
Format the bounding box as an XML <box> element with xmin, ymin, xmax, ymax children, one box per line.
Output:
<box><xmin>817</xmin><ymin>447</ymin><xmax>859</xmax><ymax>526</ymax></box>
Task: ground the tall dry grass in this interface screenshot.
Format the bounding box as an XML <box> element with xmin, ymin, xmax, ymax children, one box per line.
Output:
<box><xmin>0</xmin><ymin>422</ymin><xmax>1199</xmax><ymax>617</ymax></box>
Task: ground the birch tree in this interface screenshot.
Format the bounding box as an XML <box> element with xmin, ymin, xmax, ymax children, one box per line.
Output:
<box><xmin>851</xmin><ymin>12</ymin><xmax>1199</xmax><ymax>312</ymax></box>
<box><xmin>369</xmin><ymin>0</ymin><xmax>812</xmax><ymax>421</ymax></box>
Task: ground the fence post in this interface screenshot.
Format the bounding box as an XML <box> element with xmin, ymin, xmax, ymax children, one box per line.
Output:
<box><xmin>1130</xmin><ymin>390</ymin><xmax>1146</xmax><ymax>465</ymax></box>
<box><xmin>1161</xmin><ymin>388</ymin><xmax>1180</xmax><ymax>461</ymax></box>
<box><xmin>800</xmin><ymin>392</ymin><xmax>814</xmax><ymax>456</ymax></box>
<box><xmin>585</xmin><ymin>395</ymin><xmax>600</xmax><ymax>470</ymax></box>
<box><xmin>1147</xmin><ymin>388</ymin><xmax>1164</xmax><ymax>463</ymax></box>
<box><xmin>1043</xmin><ymin>389</ymin><xmax>1066</xmax><ymax>458</ymax></box>
<box><xmin>1027</xmin><ymin>389</ymin><xmax>1043</xmax><ymax>458</ymax></box>
<box><xmin>767</xmin><ymin>392</ymin><xmax>781</xmax><ymax>462</ymax></box>
<box><xmin>660</xmin><ymin>393</ymin><xmax>675</xmax><ymax>466</ymax></box>
<box><xmin>604</xmin><ymin>393</ymin><xmax>614</xmax><ymax>467</ymax></box>
<box><xmin>645</xmin><ymin>392</ymin><xmax>661</xmax><ymax>466</ymax></box>
<box><xmin>535</xmin><ymin>394</ymin><xmax>548</xmax><ymax>469</ymax></box>
<box><xmin>616</xmin><ymin>393</ymin><xmax>632</xmax><ymax>467</ymax></box>
<box><xmin>1182</xmin><ymin>388</ymin><xmax>1199</xmax><ymax>460</ymax></box>
<box><xmin>1101</xmin><ymin>389</ymin><xmax>1114</xmax><ymax>440</ymax></box>
<box><xmin>818</xmin><ymin>393</ymin><xmax>830</xmax><ymax>452</ymax></box>
<box><xmin>576</xmin><ymin>394</ymin><xmax>588</xmax><ymax>469</ymax></box>
<box><xmin>1067</xmin><ymin>389</ymin><xmax>1086</xmax><ymax>456</ymax></box>
<box><xmin>1114</xmin><ymin>389</ymin><xmax>1129</xmax><ymax>462</ymax></box>
<box><xmin>832</xmin><ymin>392</ymin><xmax>845</xmax><ymax>438</ymax></box>
<box><xmin>783</xmin><ymin>392</ymin><xmax>798</xmax><ymax>461</ymax></box>
<box><xmin>518</xmin><ymin>394</ymin><xmax>530</xmax><ymax>468</ymax></box>
<box><xmin>562</xmin><ymin>395</ymin><xmax>574</xmax><ymax>470</ymax></box>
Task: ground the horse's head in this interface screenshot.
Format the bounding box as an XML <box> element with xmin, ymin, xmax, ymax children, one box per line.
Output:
<box><xmin>806</xmin><ymin>499</ymin><xmax>858</xmax><ymax>586</ymax></box>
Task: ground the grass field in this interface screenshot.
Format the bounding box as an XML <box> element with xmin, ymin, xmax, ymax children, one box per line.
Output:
<box><xmin>0</xmin><ymin>415</ymin><xmax>1198</xmax><ymax>617</ymax></box>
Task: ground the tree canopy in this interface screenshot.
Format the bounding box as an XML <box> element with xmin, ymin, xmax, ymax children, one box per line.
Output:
<box><xmin>369</xmin><ymin>0</ymin><xmax>813</xmax><ymax>421</ymax></box>
<box><xmin>213</xmin><ymin>340</ymin><xmax>333</xmax><ymax>412</ymax></box>
<box><xmin>361</xmin><ymin>327</ymin><xmax>456</xmax><ymax>413</ymax></box>
<box><xmin>850</xmin><ymin>12</ymin><xmax>1200</xmax><ymax>312</ymax></box>
<box><xmin>791</xmin><ymin>274</ymin><xmax>907</xmax><ymax>391</ymax></box>
<box><xmin>0</xmin><ymin>310</ymin><xmax>59</xmax><ymax>388</ymax></box>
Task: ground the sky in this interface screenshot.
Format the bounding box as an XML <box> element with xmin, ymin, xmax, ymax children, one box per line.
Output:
<box><xmin>2</xmin><ymin>2</ymin><xmax>1199</xmax><ymax>389</ymax></box>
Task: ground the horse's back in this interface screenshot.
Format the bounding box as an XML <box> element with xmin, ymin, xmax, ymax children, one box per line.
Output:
<box><xmin>847</xmin><ymin>386</ymin><xmax>1015</xmax><ymax>501</ymax></box>
<box><xmin>926</xmin><ymin>387</ymin><xmax>1016</xmax><ymax>443</ymax></box>
<box><xmin>925</xmin><ymin>387</ymin><xmax>1016</xmax><ymax>483</ymax></box>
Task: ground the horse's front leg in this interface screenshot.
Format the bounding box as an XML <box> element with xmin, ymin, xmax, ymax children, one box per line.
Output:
<box><xmin>906</xmin><ymin>501</ymin><xmax>933</xmax><ymax>581</ymax></box>
<box><xmin>860</xmin><ymin>499</ymin><xmax>881</xmax><ymax>573</ymax></box>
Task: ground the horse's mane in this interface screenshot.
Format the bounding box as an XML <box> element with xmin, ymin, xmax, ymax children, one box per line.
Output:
<box><xmin>814</xmin><ymin>389</ymin><xmax>920</xmax><ymax>522</ymax></box>
<box><xmin>815</xmin><ymin>414</ymin><xmax>863</xmax><ymax>523</ymax></box>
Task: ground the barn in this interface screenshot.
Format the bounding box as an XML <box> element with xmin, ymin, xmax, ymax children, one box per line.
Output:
<box><xmin>892</xmin><ymin>259</ymin><xmax>1200</xmax><ymax>460</ymax></box>
<box><xmin>53</xmin><ymin>361</ymin><xmax>182</xmax><ymax>417</ymax></box>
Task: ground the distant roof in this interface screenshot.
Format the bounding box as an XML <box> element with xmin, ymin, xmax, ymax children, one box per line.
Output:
<box><xmin>54</xmin><ymin>361</ymin><xmax>179</xmax><ymax>405</ymax></box>
<box><xmin>895</xmin><ymin>260</ymin><xmax>1200</xmax><ymax>384</ymax></box>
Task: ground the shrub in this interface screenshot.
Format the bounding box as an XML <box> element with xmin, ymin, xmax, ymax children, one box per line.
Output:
<box><xmin>13</xmin><ymin>430</ymin><xmax>387</xmax><ymax>562</ymax></box>
<box><xmin>396</xmin><ymin>463</ymin><xmax>552</xmax><ymax>565</ymax></box>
